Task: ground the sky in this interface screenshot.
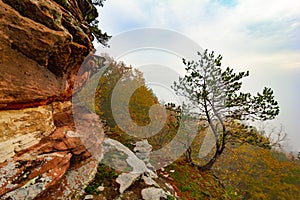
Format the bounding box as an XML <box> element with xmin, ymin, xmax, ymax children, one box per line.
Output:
<box><xmin>95</xmin><ymin>0</ymin><xmax>300</xmax><ymax>152</ymax></box>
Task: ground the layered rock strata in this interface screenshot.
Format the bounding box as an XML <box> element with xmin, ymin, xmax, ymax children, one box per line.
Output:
<box><xmin>0</xmin><ymin>0</ymin><xmax>104</xmax><ymax>198</ymax></box>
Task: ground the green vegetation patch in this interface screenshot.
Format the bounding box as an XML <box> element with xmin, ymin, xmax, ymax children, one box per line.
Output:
<box><xmin>84</xmin><ymin>163</ymin><xmax>119</xmax><ymax>195</ymax></box>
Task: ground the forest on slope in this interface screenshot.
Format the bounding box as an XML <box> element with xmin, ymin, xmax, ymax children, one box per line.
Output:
<box><xmin>78</xmin><ymin>54</ymin><xmax>300</xmax><ymax>199</ymax></box>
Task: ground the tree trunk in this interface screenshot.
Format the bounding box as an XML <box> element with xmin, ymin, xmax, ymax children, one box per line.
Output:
<box><xmin>197</xmin><ymin>149</ymin><xmax>220</xmax><ymax>171</ymax></box>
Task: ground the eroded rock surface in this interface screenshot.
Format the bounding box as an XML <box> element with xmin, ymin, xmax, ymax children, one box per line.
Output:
<box><xmin>0</xmin><ymin>103</ymin><xmax>104</xmax><ymax>199</ymax></box>
<box><xmin>0</xmin><ymin>0</ymin><xmax>105</xmax><ymax>198</ymax></box>
<box><xmin>1</xmin><ymin>152</ymin><xmax>72</xmax><ymax>199</ymax></box>
<box><xmin>0</xmin><ymin>0</ymin><xmax>95</xmax><ymax>110</ymax></box>
<box><xmin>0</xmin><ymin>105</ymin><xmax>55</xmax><ymax>163</ymax></box>
<box><xmin>37</xmin><ymin>157</ymin><xmax>98</xmax><ymax>200</ymax></box>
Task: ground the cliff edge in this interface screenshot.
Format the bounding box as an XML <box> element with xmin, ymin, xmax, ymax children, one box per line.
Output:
<box><xmin>0</xmin><ymin>0</ymin><xmax>105</xmax><ymax>199</ymax></box>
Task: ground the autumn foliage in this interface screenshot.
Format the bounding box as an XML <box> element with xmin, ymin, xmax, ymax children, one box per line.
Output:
<box><xmin>77</xmin><ymin>54</ymin><xmax>299</xmax><ymax>199</ymax></box>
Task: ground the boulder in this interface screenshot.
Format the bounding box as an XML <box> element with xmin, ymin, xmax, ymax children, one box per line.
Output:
<box><xmin>102</xmin><ymin>139</ymin><xmax>159</xmax><ymax>194</ymax></box>
<box><xmin>141</xmin><ymin>187</ymin><xmax>167</xmax><ymax>200</ymax></box>
<box><xmin>134</xmin><ymin>140</ymin><xmax>153</xmax><ymax>163</ymax></box>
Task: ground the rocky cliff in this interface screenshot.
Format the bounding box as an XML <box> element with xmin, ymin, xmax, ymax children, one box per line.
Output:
<box><xmin>0</xmin><ymin>0</ymin><xmax>105</xmax><ymax>199</ymax></box>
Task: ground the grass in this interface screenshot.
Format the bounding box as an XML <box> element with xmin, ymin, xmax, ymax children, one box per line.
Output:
<box><xmin>84</xmin><ymin>163</ymin><xmax>119</xmax><ymax>197</ymax></box>
<box><xmin>160</xmin><ymin>158</ymin><xmax>239</xmax><ymax>200</ymax></box>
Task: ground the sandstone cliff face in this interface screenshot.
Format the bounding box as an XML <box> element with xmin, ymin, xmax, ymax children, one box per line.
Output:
<box><xmin>0</xmin><ymin>0</ymin><xmax>96</xmax><ymax>110</ymax></box>
<box><xmin>0</xmin><ymin>0</ymin><xmax>104</xmax><ymax>199</ymax></box>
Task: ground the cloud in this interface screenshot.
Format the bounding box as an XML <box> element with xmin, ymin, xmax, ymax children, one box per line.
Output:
<box><xmin>99</xmin><ymin>0</ymin><xmax>300</xmax><ymax>60</ymax></box>
<box><xmin>98</xmin><ymin>0</ymin><xmax>300</xmax><ymax>75</ymax></box>
<box><xmin>97</xmin><ymin>0</ymin><xmax>148</xmax><ymax>33</ymax></box>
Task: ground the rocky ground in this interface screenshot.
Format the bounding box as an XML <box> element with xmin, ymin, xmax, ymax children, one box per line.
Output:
<box><xmin>79</xmin><ymin>139</ymin><xmax>177</xmax><ymax>200</ymax></box>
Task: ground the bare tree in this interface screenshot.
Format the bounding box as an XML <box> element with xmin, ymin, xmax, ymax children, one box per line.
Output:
<box><xmin>257</xmin><ymin>122</ymin><xmax>287</xmax><ymax>149</ymax></box>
